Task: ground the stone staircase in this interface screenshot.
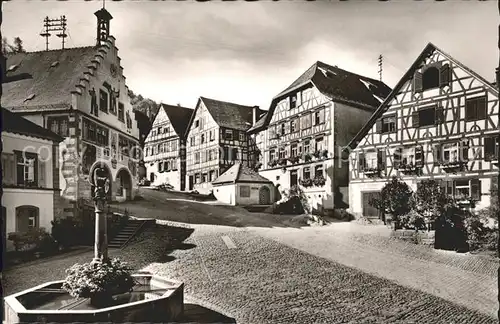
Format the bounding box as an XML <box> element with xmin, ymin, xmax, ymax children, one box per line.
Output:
<box><xmin>108</xmin><ymin>219</ymin><xmax>152</xmax><ymax>249</ymax></box>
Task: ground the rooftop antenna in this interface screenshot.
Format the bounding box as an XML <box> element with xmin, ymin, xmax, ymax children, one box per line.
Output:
<box><xmin>40</xmin><ymin>15</ymin><xmax>68</xmax><ymax>50</ymax></box>
<box><xmin>378</xmin><ymin>54</ymin><xmax>383</xmax><ymax>82</ymax></box>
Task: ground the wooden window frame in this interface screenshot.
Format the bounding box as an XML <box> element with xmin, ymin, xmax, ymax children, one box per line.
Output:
<box><xmin>465</xmin><ymin>96</ymin><xmax>487</xmax><ymax>122</ymax></box>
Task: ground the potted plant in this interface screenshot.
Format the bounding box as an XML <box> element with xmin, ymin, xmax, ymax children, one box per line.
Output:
<box><xmin>299</xmin><ymin>178</ymin><xmax>313</xmax><ymax>188</ymax></box>
<box><xmin>278</xmin><ymin>158</ymin><xmax>288</xmax><ymax>166</ymax></box>
<box><xmin>313</xmin><ymin>151</ymin><xmax>321</xmax><ymax>159</ymax></box>
<box><xmin>268</xmin><ymin>159</ymin><xmax>278</xmax><ymax>168</ymax></box>
<box><xmin>302</xmin><ymin>153</ymin><xmax>312</xmax><ymax>163</ymax></box>
<box><xmin>321</xmin><ymin>149</ymin><xmax>329</xmax><ymax>159</ymax></box>
<box><xmin>62</xmin><ymin>258</ymin><xmax>136</xmax><ymax>308</ymax></box>
<box><xmin>313</xmin><ymin>175</ymin><xmax>326</xmax><ymax>187</ymax></box>
<box><xmin>289</xmin><ymin>156</ymin><xmax>300</xmax><ymax>164</ymax></box>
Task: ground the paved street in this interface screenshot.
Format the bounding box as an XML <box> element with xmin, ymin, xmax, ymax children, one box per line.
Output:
<box><xmin>4</xmin><ymin>191</ymin><xmax>498</xmax><ymax>323</ymax></box>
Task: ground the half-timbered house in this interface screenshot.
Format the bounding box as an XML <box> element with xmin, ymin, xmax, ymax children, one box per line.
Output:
<box><xmin>144</xmin><ymin>104</ymin><xmax>193</xmax><ymax>190</ymax></box>
<box><xmin>347</xmin><ymin>43</ymin><xmax>499</xmax><ymax>220</ymax></box>
<box><xmin>184</xmin><ymin>97</ymin><xmax>265</xmax><ymax>193</ymax></box>
<box><xmin>248</xmin><ymin>61</ymin><xmax>391</xmax><ymax>213</ymax></box>
<box><xmin>2</xmin><ymin>7</ymin><xmax>141</xmax><ymax>217</ymax></box>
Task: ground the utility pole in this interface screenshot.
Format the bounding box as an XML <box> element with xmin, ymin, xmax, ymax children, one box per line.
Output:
<box><xmin>39</xmin><ymin>15</ymin><xmax>67</xmax><ymax>50</ymax></box>
<box><xmin>496</xmin><ymin>0</ymin><xmax>500</xmax><ymax>320</ymax></box>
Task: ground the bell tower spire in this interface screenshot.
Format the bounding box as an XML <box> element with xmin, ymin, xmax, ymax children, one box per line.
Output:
<box><xmin>94</xmin><ymin>2</ymin><xmax>113</xmax><ymax>46</ymax></box>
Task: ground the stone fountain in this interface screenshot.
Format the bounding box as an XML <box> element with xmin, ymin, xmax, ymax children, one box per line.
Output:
<box><xmin>4</xmin><ymin>166</ymin><xmax>185</xmax><ymax>323</ymax></box>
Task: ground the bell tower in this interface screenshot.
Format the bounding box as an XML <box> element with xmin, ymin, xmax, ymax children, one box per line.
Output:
<box><xmin>94</xmin><ymin>5</ymin><xmax>113</xmax><ymax>46</ymax></box>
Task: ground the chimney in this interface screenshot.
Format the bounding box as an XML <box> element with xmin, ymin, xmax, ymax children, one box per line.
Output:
<box><xmin>252</xmin><ymin>106</ymin><xmax>259</xmax><ymax>126</ymax></box>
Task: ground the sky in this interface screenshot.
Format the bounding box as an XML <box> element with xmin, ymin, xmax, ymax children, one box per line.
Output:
<box><xmin>3</xmin><ymin>1</ymin><xmax>499</xmax><ymax>111</ymax></box>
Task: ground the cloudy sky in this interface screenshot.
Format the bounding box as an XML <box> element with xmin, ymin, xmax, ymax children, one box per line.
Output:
<box><xmin>3</xmin><ymin>1</ymin><xmax>498</xmax><ymax>110</ymax></box>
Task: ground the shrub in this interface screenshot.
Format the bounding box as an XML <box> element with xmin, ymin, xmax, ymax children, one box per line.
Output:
<box><xmin>399</xmin><ymin>209</ymin><xmax>427</xmax><ymax>230</ymax></box>
<box><xmin>8</xmin><ymin>228</ymin><xmax>52</xmax><ymax>252</ymax></box>
<box><xmin>410</xmin><ymin>180</ymin><xmax>448</xmax><ymax>221</ymax></box>
<box><xmin>275</xmin><ymin>185</ymin><xmax>310</xmax><ymax>215</ymax></box>
<box><xmin>370</xmin><ymin>177</ymin><xmax>413</xmax><ymax>226</ymax></box>
<box><xmin>62</xmin><ymin>258</ymin><xmax>135</xmax><ymax>299</ymax></box>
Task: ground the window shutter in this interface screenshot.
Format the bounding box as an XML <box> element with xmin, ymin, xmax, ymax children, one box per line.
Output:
<box><xmin>471</xmin><ymin>179</ymin><xmax>481</xmax><ymax>200</ymax></box>
<box><xmin>414</xmin><ymin>72</ymin><xmax>423</xmax><ymax>92</ymax></box>
<box><xmin>378</xmin><ymin>149</ymin><xmax>386</xmax><ymax>168</ymax></box>
<box><xmin>484</xmin><ymin>137</ymin><xmax>495</xmax><ymax>161</ymax></box>
<box><xmin>439</xmin><ymin>64</ymin><xmax>451</xmax><ymax>87</ymax></box>
<box><xmin>392</xmin><ymin>148</ymin><xmax>401</xmax><ymax>169</ymax></box>
<box><xmin>375</xmin><ymin>119</ymin><xmax>383</xmax><ymax>133</ymax></box>
<box><xmin>415</xmin><ymin>145</ymin><xmax>424</xmax><ymax>167</ymax></box>
<box><xmin>358</xmin><ymin>152</ymin><xmax>365</xmax><ymax>172</ymax></box>
<box><xmin>435</xmin><ymin>106</ymin><xmax>445</xmax><ymax>124</ymax></box>
<box><xmin>39</xmin><ymin>161</ymin><xmax>46</xmax><ymax>188</ymax></box>
<box><xmin>477</xmin><ymin>97</ymin><xmax>487</xmax><ymax>120</ymax></box>
<box><xmin>433</xmin><ymin>144</ymin><xmax>441</xmax><ymax>165</ymax></box>
<box><xmin>462</xmin><ymin>140</ymin><xmax>470</xmax><ymax>161</ymax></box>
<box><xmin>412</xmin><ymin>111</ymin><xmax>420</xmax><ymax>128</ymax></box>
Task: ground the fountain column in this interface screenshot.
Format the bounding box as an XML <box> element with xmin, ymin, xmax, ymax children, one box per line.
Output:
<box><xmin>90</xmin><ymin>166</ymin><xmax>110</xmax><ymax>263</ymax></box>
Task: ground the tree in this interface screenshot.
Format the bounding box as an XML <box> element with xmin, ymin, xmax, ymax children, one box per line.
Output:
<box><xmin>370</xmin><ymin>176</ymin><xmax>413</xmax><ymax>228</ymax></box>
<box><xmin>410</xmin><ymin>180</ymin><xmax>449</xmax><ymax>221</ymax></box>
<box><xmin>12</xmin><ymin>37</ymin><xmax>25</xmax><ymax>53</ymax></box>
<box><xmin>2</xmin><ymin>36</ymin><xmax>26</xmax><ymax>54</ymax></box>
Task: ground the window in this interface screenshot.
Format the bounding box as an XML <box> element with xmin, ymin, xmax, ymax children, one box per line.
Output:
<box><xmin>402</xmin><ymin>147</ymin><xmax>415</xmax><ymax>165</ymax></box>
<box><xmin>99</xmin><ymin>89</ymin><xmax>108</xmax><ymax>113</ymax></box>
<box><xmin>303</xmin><ymin>140</ymin><xmax>310</xmax><ymax>153</ymax></box>
<box><xmin>208</xmin><ymin>150</ymin><xmax>214</xmax><ymax>161</ymax></box>
<box><xmin>201</xmin><ymin>134</ymin><xmax>205</xmax><ymax>144</ymax></box>
<box><xmin>195</xmin><ymin>120</ymin><xmax>200</xmax><ymax>128</ymax></box>
<box><xmin>223</xmin><ymin>146</ymin><xmax>229</xmax><ymax>161</ymax></box>
<box><xmin>239</xmin><ymin>132</ymin><xmax>245</xmax><ymax>142</ymax></box>
<box><xmin>314</xmin><ymin>108</ymin><xmax>325</xmax><ymax>125</ymax></box>
<box><xmin>145</xmin><ymin>147</ymin><xmax>150</xmax><ymax>157</ymax></box>
<box><xmin>209</xmin><ymin>170</ymin><xmax>216</xmax><ymax>181</ymax></box>
<box><xmin>16</xmin><ymin>206</ymin><xmax>39</xmax><ymax>232</ymax></box>
<box><xmin>15</xmin><ymin>151</ymin><xmax>37</xmax><ymax>187</ymax></box>
<box><xmin>118</xmin><ymin>103</ymin><xmax>125</xmax><ymax>122</ymax></box>
<box><xmin>152</xmin><ymin>130</ymin><xmax>157</xmax><ymax>137</ymax></box>
<box><xmin>47</xmin><ymin>116</ymin><xmax>69</xmax><ymax>137</ymax></box>
<box><xmin>224</xmin><ymin>129</ymin><xmax>233</xmax><ymax>141</ymax></box>
<box><xmin>269</xmin><ymin>126</ymin><xmax>277</xmax><ymax>139</ymax></box>
<box><xmin>314</xmin><ymin>164</ymin><xmax>323</xmax><ymax>178</ymax></box>
<box><xmin>465</xmin><ymin>96</ymin><xmax>487</xmax><ymax>121</ymax></box>
<box><xmin>301</xmin><ymin>113</ymin><xmax>312</xmax><ymax>129</ymax></box>
<box><xmin>290</xmin><ymin>119</ymin><xmax>299</xmax><ymax>133</ymax></box>
<box><xmin>195</xmin><ymin>173</ymin><xmax>201</xmax><ymax>184</ymax></box>
<box><xmin>165</xmin><ymin>161</ymin><xmax>170</xmax><ymax>171</ymax></box>
<box><xmin>202</xmin><ymin>173</ymin><xmax>207</xmax><ymax>183</ymax></box>
<box><xmin>484</xmin><ymin>136</ymin><xmax>499</xmax><ymax>161</ymax></box>
<box><xmin>291</xmin><ymin>143</ymin><xmax>298</xmax><ymax>157</ymax></box>
<box><xmin>232</xmin><ymin>148</ymin><xmax>238</xmax><ymax>161</ymax></box>
<box><xmin>364</xmin><ymin>150</ymin><xmax>378</xmax><ymax>169</ymax></box>
<box><xmin>422</xmin><ymin>67</ymin><xmax>440</xmax><ymax>91</ymax></box>
<box><xmin>83</xmin><ymin>119</ymin><xmax>97</xmax><ymax>142</ymax></box>
<box><xmin>194</xmin><ymin>152</ymin><xmax>200</xmax><ymax>163</ymax></box>
<box><xmin>442</xmin><ymin>142</ymin><xmax>459</xmax><ymax>163</ymax></box>
<box><xmin>303</xmin><ymin>167</ymin><xmax>311</xmax><ymax>179</ymax></box>
<box><xmin>190</xmin><ymin>136</ymin><xmax>195</xmax><ymax>146</ymax></box>
<box><xmin>280</xmin><ymin>123</ymin><xmax>286</xmax><ymax>136</ymax></box>
<box><xmin>96</xmin><ymin>126</ymin><xmax>109</xmax><ymax>146</ymax></box>
<box><xmin>210</xmin><ymin>130</ymin><xmax>215</xmax><ymax>141</ymax></box>
<box><xmin>416</xmin><ymin>106</ymin><xmax>436</xmax><ymax>127</ymax></box>
<box><xmin>240</xmin><ymin>185</ymin><xmax>251</xmax><ymax>197</ymax></box>
<box><xmin>269</xmin><ymin>149</ymin><xmax>276</xmax><ymax>162</ymax></box>
<box><xmin>279</xmin><ymin>147</ymin><xmax>286</xmax><ymax>159</ymax></box>
<box><xmin>290</xmin><ymin>94</ymin><xmax>297</xmax><ymax>109</ymax></box>
<box><xmin>171</xmin><ymin>140</ymin><xmax>178</xmax><ymax>152</ymax></box>
<box><xmin>315</xmin><ymin>137</ymin><xmax>324</xmax><ymax>152</ymax></box>
<box><xmin>379</xmin><ymin>115</ymin><xmax>396</xmax><ymax>134</ymax></box>
<box><xmin>290</xmin><ymin>170</ymin><xmax>298</xmax><ymax>186</ymax></box>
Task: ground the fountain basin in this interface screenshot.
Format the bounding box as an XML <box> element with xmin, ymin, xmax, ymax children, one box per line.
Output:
<box><xmin>4</xmin><ymin>274</ymin><xmax>184</xmax><ymax>323</ymax></box>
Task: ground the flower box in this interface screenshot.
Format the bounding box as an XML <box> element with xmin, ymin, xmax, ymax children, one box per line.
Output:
<box><xmin>288</xmin><ymin>156</ymin><xmax>300</xmax><ymax>164</ymax></box>
<box><xmin>363</xmin><ymin>167</ymin><xmax>381</xmax><ymax>177</ymax></box>
<box><xmin>299</xmin><ymin>178</ymin><xmax>313</xmax><ymax>187</ymax></box>
<box><xmin>440</xmin><ymin>160</ymin><xmax>467</xmax><ymax>173</ymax></box>
<box><xmin>396</xmin><ymin>162</ymin><xmax>422</xmax><ymax>175</ymax></box>
<box><xmin>278</xmin><ymin>158</ymin><xmax>288</xmax><ymax>166</ymax></box>
<box><xmin>313</xmin><ymin>175</ymin><xmax>326</xmax><ymax>187</ymax></box>
<box><xmin>301</xmin><ymin>153</ymin><xmax>312</xmax><ymax>163</ymax></box>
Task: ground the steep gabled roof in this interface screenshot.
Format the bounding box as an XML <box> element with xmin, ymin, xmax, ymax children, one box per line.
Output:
<box><xmin>212</xmin><ymin>163</ymin><xmax>272</xmax><ymax>186</ymax></box>
<box><xmin>2</xmin><ymin>46</ymin><xmax>98</xmax><ymax>110</ymax></box>
<box><xmin>1</xmin><ymin>107</ymin><xmax>64</xmax><ymax>142</ymax></box>
<box><xmin>185</xmin><ymin>97</ymin><xmax>265</xmax><ymax>136</ymax></box>
<box><xmin>248</xmin><ymin>61</ymin><xmax>392</xmax><ymax>134</ymax></box>
<box><xmin>346</xmin><ymin>42</ymin><xmax>499</xmax><ymax>151</ymax></box>
<box><xmin>161</xmin><ymin>104</ymin><xmax>194</xmax><ymax>137</ymax></box>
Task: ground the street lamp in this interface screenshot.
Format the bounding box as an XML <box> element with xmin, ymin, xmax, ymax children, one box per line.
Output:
<box><xmin>89</xmin><ymin>165</ymin><xmax>110</xmax><ymax>263</ymax></box>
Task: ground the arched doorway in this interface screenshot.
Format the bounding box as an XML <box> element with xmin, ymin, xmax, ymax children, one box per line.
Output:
<box><xmin>89</xmin><ymin>162</ymin><xmax>112</xmax><ymax>202</ymax></box>
<box><xmin>116</xmin><ymin>168</ymin><xmax>132</xmax><ymax>201</ymax></box>
<box><xmin>259</xmin><ymin>186</ymin><xmax>271</xmax><ymax>205</ymax></box>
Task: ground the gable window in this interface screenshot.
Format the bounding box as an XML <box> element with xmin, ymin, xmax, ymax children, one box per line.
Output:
<box><xmin>15</xmin><ymin>151</ymin><xmax>38</xmax><ymax>187</ymax></box>
<box><xmin>422</xmin><ymin>67</ymin><xmax>440</xmax><ymax>91</ymax></box>
<box><xmin>290</xmin><ymin>94</ymin><xmax>297</xmax><ymax>109</ymax></box>
<box><xmin>303</xmin><ymin>166</ymin><xmax>311</xmax><ymax>179</ymax></box>
<box><xmin>224</xmin><ymin>129</ymin><xmax>233</xmax><ymax>141</ymax></box>
<box><xmin>465</xmin><ymin>96</ymin><xmax>487</xmax><ymax>121</ymax></box>
<box><xmin>301</xmin><ymin>113</ymin><xmax>312</xmax><ymax>129</ymax></box>
<box><xmin>201</xmin><ymin>133</ymin><xmax>205</xmax><ymax>144</ymax></box>
<box><xmin>199</xmin><ymin>118</ymin><xmax>204</xmax><ymax>130</ymax></box>
<box><xmin>377</xmin><ymin>115</ymin><xmax>396</xmax><ymax>134</ymax></box>
<box><xmin>484</xmin><ymin>136</ymin><xmax>499</xmax><ymax>161</ymax></box>
<box><xmin>314</xmin><ymin>108</ymin><xmax>325</xmax><ymax>125</ymax></box>
<box><xmin>195</xmin><ymin>120</ymin><xmax>200</xmax><ymax>128</ymax></box>
<box><xmin>210</xmin><ymin>130</ymin><xmax>215</xmax><ymax>141</ymax></box>
<box><xmin>118</xmin><ymin>103</ymin><xmax>124</xmax><ymax>122</ymax></box>
<box><xmin>99</xmin><ymin>89</ymin><xmax>108</xmax><ymax>113</ymax></box>
<box><xmin>47</xmin><ymin>116</ymin><xmax>69</xmax><ymax>137</ymax></box>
